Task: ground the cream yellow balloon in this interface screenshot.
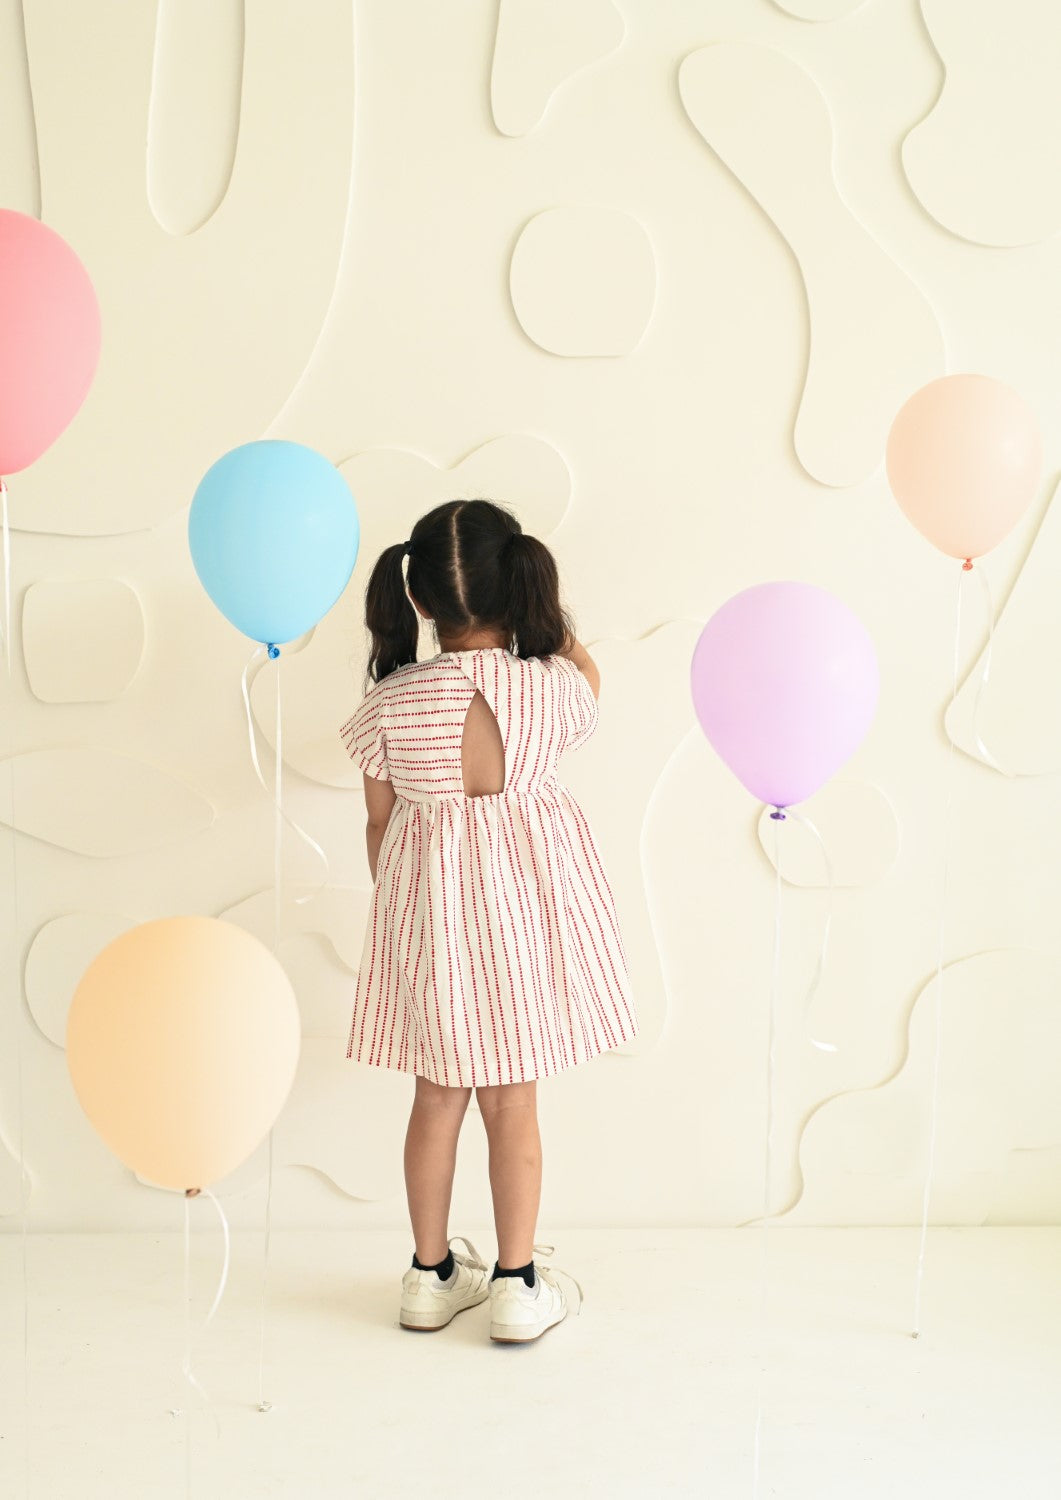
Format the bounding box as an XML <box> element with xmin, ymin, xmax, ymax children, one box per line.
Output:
<box><xmin>67</xmin><ymin>916</ymin><xmax>300</xmax><ymax>1192</ymax></box>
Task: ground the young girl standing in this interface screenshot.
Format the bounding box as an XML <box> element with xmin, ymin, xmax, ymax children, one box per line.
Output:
<box><xmin>340</xmin><ymin>498</ymin><xmax>637</xmax><ymax>1343</ymax></box>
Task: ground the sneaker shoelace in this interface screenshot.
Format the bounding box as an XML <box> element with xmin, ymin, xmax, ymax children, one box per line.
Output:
<box><xmin>531</xmin><ymin>1243</ymin><xmax>584</xmax><ymax>1316</ymax></box>
<box><xmin>447</xmin><ymin>1234</ymin><xmax>488</xmax><ymax>1273</ymax></box>
<box><xmin>448</xmin><ymin>1236</ymin><xmax>584</xmax><ymax>1314</ymax></box>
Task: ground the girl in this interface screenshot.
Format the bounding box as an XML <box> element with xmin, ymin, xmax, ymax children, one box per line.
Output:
<box><xmin>340</xmin><ymin>498</ymin><xmax>637</xmax><ymax>1343</ymax></box>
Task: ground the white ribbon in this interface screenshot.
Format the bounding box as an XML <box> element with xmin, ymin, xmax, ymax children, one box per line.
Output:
<box><xmin>775</xmin><ymin>808</ymin><xmax>838</xmax><ymax>1055</ymax></box>
<box><xmin>169</xmin><ymin>1187</ymin><xmax>231</xmax><ymax>1469</ymax></box>
<box><xmin>5</xmin><ymin>683</ymin><xmax>30</xmax><ymax>1491</ymax></box>
<box><xmin>240</xmin><ymin>642</ymin><xmax>330</xmax><ymax>1413</ymax></box>
<box><xmin>912</xmin><ymin>565</ymin><xmax>964</xmax><ymax>1339</ymax></box>
<box><xmin>749</xmin><ymin>813</ymin><xmax>785</xmax><ymax>1495</ymax></box>
<box><xmin>964</xmin><ymin>563</ymin><xmax>1019</xmax><ymax>778</ymax></box>
<box><xmin>239</xmin><ymin>645</ymin><xmax>330</xmax><ymax>907</ymax></box>
<box><xmin>240</xmin><ymin>643</ymin><xmax>328</xmax><ymax>1413</ymax></box>
<box><xmin>256</xmin><ymin>1127</ymin><xmax>275</xmax><ymax>1414</ymax></box>
<box><xmin>744</xmin><ymin>799</ymin><xmax>841</xmax><ymax>1493</ymax></box>
<box><xmin>1</xmin><ymin>477</ymin><xmax>11</xmax><ymax>675</ymax></box>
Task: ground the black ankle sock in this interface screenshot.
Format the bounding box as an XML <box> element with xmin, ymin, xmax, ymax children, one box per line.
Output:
<box><xmin>491</xmin><ymin>1260</ymin><xmax>535</xmax><ymax>1289</ymax></box>
<box><xmin>412</xmin><ymin>1249</ymin><xmax>454</xmax><ymax>1280</ymax></box>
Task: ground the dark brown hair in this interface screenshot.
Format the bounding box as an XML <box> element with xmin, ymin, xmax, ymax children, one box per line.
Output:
<box><xmin>363</xmin><ymin>499</ymin><xmax>575</xmax><ymax>683</ymax></box>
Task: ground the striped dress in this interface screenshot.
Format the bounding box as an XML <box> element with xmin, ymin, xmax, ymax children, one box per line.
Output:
<box><xmin>340</xmin><ymin>647</ymin><xmax>637</xmax><ymax>1087</ymax></box>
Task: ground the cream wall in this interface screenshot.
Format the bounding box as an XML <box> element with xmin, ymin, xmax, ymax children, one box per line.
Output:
<box><xmin>2</xmin><ymin>0</ymin><xmax>1060</xmax><ymax>1234</ymax></box>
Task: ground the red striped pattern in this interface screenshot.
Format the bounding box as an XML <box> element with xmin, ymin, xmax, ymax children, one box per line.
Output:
<box><xmin>341</xmin><ymin>649</ymin><xmax>637</xmax><ymax>1085</ymax></box>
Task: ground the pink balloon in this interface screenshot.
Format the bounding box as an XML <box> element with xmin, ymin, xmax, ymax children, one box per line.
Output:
<box><xmin>690</xmin><ymin>582</ymin><xmax>879</xmax><ymax>809</ymax></box>
<box><xmin>0</xmin><ymin>209</ymin><xmax>101</xmax><ymax>475</ymax></box>
<box><xmin>886</xmin><ymin>374</ymin><xmax>1042</xmax><ymax>562</ymax></box>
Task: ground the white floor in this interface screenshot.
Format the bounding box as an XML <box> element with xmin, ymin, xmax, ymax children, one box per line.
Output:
<box><xmin>1</xmin><ymin>1227</ymin><xmax>1059</xmax><ymax>1499</ymax></box>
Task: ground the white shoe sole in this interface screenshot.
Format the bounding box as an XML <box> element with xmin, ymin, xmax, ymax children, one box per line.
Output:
<box><xmin>489</xmin><ymin>1305</ymin><xmax>567</xmax><ymax>1344</ymax></box>
<box><xmin>400</xmin><ymin>1288</ymin><xmax>489</xmax><ymax>1332</ymax></box>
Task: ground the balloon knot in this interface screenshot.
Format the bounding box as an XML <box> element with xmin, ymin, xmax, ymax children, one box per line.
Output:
<box><xmin>962</xmin><ymin>559</ymin><xmax>973</xmax><ymax>572</ymax></box>
<box><xmin>185</xmin><ymin>1187</ymin><xmax>201</xmax><ymax>1198</ymax></box>
<box><xmin>267</xmin><ymin>644</ymin><xmax>280</xmax><ymax>659</ymax></box>
<box><xmin>769</xmin><ymin>808</ymin><xmax>787</xmax><ymax>821</ymax></box>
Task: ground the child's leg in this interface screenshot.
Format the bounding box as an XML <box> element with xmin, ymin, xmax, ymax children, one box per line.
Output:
<box><xmin>404</xmin><ymin>1076</ymin><xmax>472</xmax><ymax>1264</ymax></box>
<box><xmin>475</xmin><ymin>1082</ymin><xmax>541</xmax><ymax>1268</ymax></box>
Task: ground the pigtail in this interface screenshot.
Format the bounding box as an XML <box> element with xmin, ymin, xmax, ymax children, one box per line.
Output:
<box><xmin>503</xmin><ymin>531</ymin><xmax>576</xmax><ymax>660</ymax></box>
<box><xmin>358</xmin><ymin>500</ymin><xmax>574</xmax><ymax>669</ymax></box>
<box><xmin>365</xmin><ymin>542</ymin><xmax>419</xmax><ymax>684</ymax></box>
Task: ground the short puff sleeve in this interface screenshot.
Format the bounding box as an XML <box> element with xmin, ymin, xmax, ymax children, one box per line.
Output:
<box><xmin>554</xmin><ymin>655</ymin><xmax>599</xmax><ymax>754</ymax></box>
<box><xmin>340</xmin><ymin>687</ymin><xmax>391</xmax><ymax>781</ymax></box>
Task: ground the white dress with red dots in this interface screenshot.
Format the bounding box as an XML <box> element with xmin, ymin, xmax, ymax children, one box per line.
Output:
<box><xmin>340</xmin><ymin>647</ymin><xmax>637</xmax><ymax>1087</ymax></box>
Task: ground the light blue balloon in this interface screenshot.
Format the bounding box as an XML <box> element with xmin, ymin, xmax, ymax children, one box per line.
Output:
<box><xmin>189</xmin><ymin>440</ymin><xmax>359</xmax><ymax>646</ymax></box>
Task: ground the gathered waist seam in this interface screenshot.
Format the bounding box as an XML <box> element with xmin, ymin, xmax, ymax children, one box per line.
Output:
<box><xmin>395</xmin><ymin>782</ymin><xmax>560</xmax><ymax>806</ymax></box>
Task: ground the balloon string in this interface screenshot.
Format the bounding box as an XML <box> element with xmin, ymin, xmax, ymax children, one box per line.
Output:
<box><xmin>4</xmin><ymin>653</ymin><xmax>30</xmax><ymax>1494</ymax></box>
<box><xmin>257</xmin><ymin>1126</ymin><xmax>275</xmax><ymax>1414</ymax></box>
<box><xmin>0</xmin><ymin>511</ymin><xmax>31</xmax><ymax>1487</ymax></box>
<box><xmin>965</xmin><ymin>563</ymin><xmax>1017</xmax><ymax>778</ymax></box>
<box><xmin>775</xmin><ymin>808</ymin><xmax>838</xmax><ymax>1054</ymax></box>
<box><xmin>239</xmin><ymin>645</ymin><xmax>330</xmax><ymax>905</ymax></box>
<box><xmin>0</xmin><ymin>480</ymin><xmax>10</xmax><ymax>675</ymax></box>
<box><xmin>255</xmin><ymin>658</ymin><xmax>280</xmax><ymax>1414</ymax></box>
<box><xmin>275</xmin><ymin>658</ymin><xmax>283</xmax><ymax>951</ymax></box>
<box><xmin>912</xmin><ymin>564</ymin><xmax>963</xmax><ymax>1339</ymax></box>
<box><xmin>182</xmin><ymin>1196</ymin><xmax>191</xmax><ymax>1498</ymax></box>
<box><xmin>199</xmin><ymin>1188</ymin><xmax>232</xmax><ymax>1326</ymax></box>
<box><xmin>170</xmin><ymin>1186</ymin><xmax>230</xmax><ymax>1473</ymax></box>
<box><xmin>750</xmin><ymin>813</ymin><xmax>783</xmax><ymax>1496</ymax></box>
<box><xmin>239</xmin><ymin>646</ymin><xmax>293</xmax><ymax>1413</ymax></box>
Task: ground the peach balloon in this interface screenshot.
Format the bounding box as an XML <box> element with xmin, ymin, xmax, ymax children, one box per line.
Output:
<box><xmin>67</xmin><ymin>917</ymin><xmax>300</xmax><ymax>1192</ymax></box>
<box><xmin>886</xmin><ymin>374</ymin><xmax>1042</xmax><ymax>562</ymax></box>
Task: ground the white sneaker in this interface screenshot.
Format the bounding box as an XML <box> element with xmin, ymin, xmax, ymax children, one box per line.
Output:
<box><xmin>399</xmin><ymin>1235</ymin><xmax>490</xmax><ymax>1332</ymax></box>
<box><xmin>488</xmin><ymin>1245</ymin><xmax>583</xmax><ymax>1344</ymax></box>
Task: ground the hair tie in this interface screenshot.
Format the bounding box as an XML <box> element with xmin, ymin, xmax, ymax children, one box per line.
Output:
<box><xmin>402</xmin><ymin>540</ymin><xmax>415</xmax><ymax>557</ymax></box>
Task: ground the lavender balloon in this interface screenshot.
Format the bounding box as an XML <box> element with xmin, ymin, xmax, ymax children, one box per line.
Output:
<box><xmin>690</xmin><ymin>582</ymin><xmax>879</xmax><ymax>810</ymax></box>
